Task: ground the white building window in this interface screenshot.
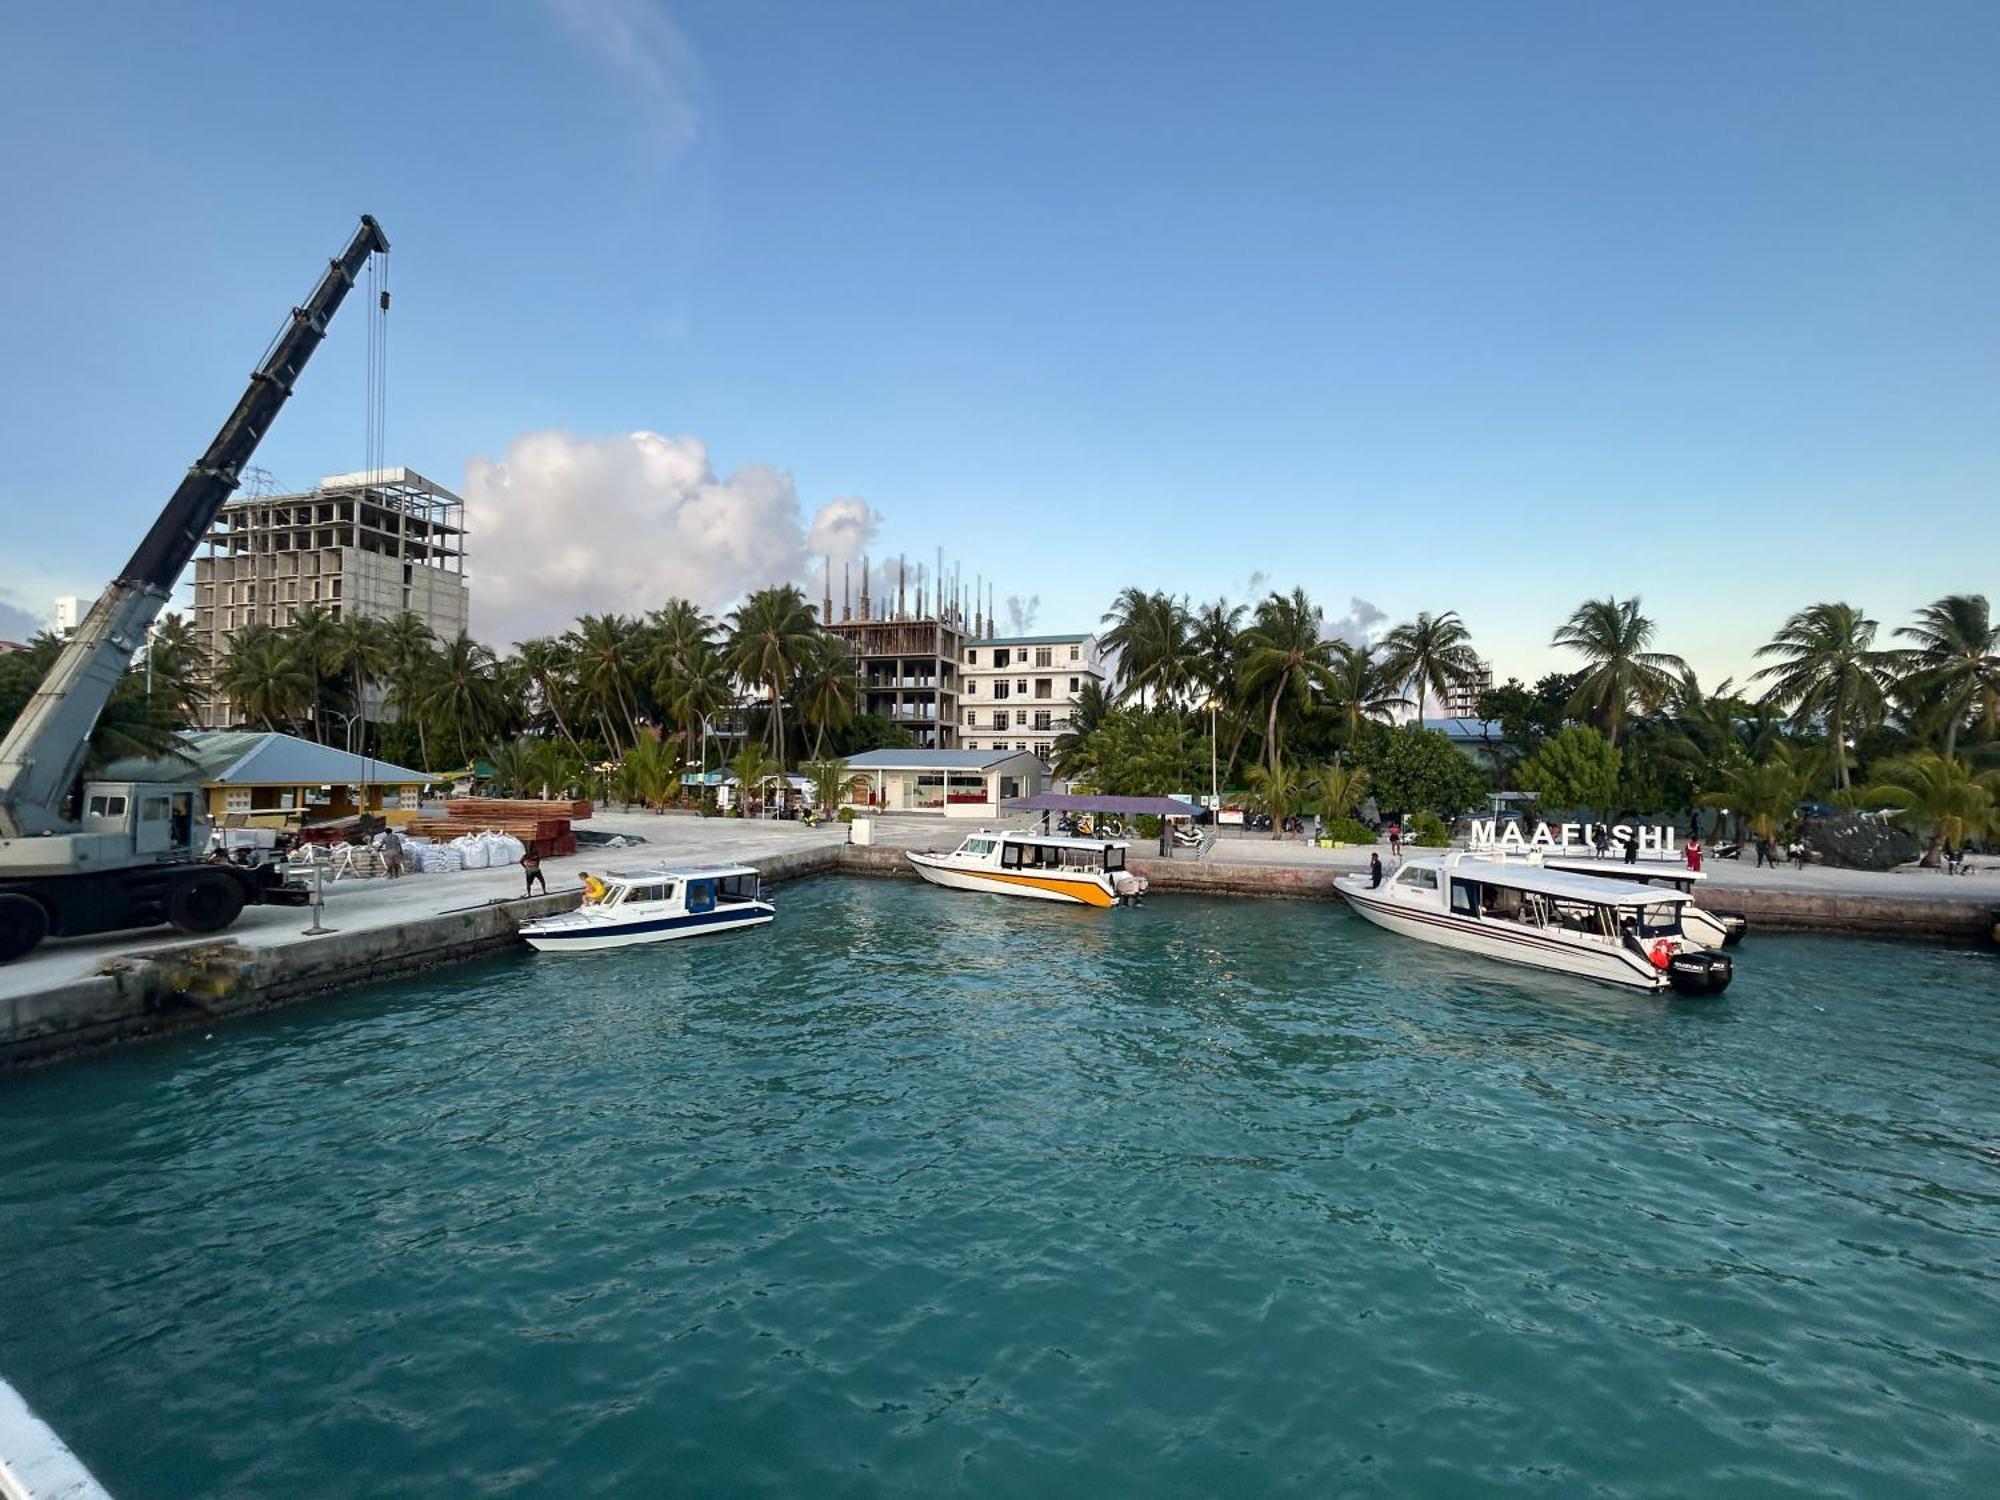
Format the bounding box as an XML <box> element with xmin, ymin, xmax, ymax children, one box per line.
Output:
<box><xmin>225</xmin><ymin>789</ymin><xmax>251</xmax><ymax>812</ymax></box>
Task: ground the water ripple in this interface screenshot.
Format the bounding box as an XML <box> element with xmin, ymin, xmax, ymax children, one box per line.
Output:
<box><xmin>0</xmin><ymin>880</ymin><xmax>1996</xmax><ymax>1497</ymax></box>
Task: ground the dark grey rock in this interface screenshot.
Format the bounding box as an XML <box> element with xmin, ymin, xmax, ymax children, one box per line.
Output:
<box><xmin>1801</xmin><ymin>813</ymin><xmax>1920</xmax><ymax>871</ymax></box>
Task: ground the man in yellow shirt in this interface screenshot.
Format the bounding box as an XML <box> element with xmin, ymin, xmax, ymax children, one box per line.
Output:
<box><xmin>580</xmin><ymin>871</ymin><xmax>608</xmax><ymax>905</ymax></box>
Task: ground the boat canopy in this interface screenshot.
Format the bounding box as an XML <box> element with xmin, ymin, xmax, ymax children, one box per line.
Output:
<box><xmin>1420</xmin><ymin>856</ymin><xmax>1693</xmax><ymax>906</ymax></box>
<box><xmin>1002</xmin><ymin>793</ymin><xmax>1202</xmax><ymax>818</ymax></box>
<box><xmin>603</xmin><ymin>863</ymin><xmax>760</xmax><ymax>884</ymax></box>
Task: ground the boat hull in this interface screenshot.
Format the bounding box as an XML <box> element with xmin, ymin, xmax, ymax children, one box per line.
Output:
<box><xmin>905</xmin><ymin>851</ymin><xmax>1116</xmax><ymax>907</ymax></box>
<box><xmin>1336</xmin><ymin>877</ymin><xmax>1673</xmax><ymax>992</ymax></box>
<box><xmin>522</xmin><ymin>905</ymin><xmax>776</xmax><ymax>952</ymax></box>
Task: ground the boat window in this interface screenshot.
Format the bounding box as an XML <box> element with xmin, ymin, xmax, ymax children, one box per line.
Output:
<box><xmin>1449</xmin><ymin>879</ymin><xmax>1479</xmax><ymax>917</ymax></box>
<box><xmin>1000</xmin><ymin>842</ymin><xmax>1022</xmax><ymax>868</ymax></box>
<box><xmin>628</xmin><ymin>882</ymin><xmax>671</xmax><ymax>904</ymax></box>
<box><xmin>1479</xmin><ymin>883</ymin><xmax>1522</xmax><ymax>920</ymax></box>
<box><xmin>1634</xmin><ymin>901</ymin><xmax>1681</xmax><ymax>937</ymax></box>
<box><xmin>1397</xmin><ymin>866</ymin><xmax>1439</xmax><ymax>891</ymax></box>
<box><xmin>1104</xmin><ymin>845</ymin><xmax>1124</xmax><ymax>872</ymax></box>
<box><xmin>959</xmin><ymin>837</ymin><xmax>995</xmax><ymax>857</ymax></box>
<box><xmin>687</xmin><ymin>880</ymin><xmax>716</xmax><ymax>914</ymax></box>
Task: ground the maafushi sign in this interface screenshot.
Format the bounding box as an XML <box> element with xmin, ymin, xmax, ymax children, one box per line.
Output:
<box><xmin>1469</xmin><ymin>820</ymin><xmax>1682</xmax><ymax>854</ymax></box>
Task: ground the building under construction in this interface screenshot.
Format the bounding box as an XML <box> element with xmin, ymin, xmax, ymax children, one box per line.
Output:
<box><xmin>191</xmin><ymin>467</ymin><xmax>468</xmax><ymax>729</ymax></box>
<box><xmin>822</xmin><ymin>556</ymin><xmax>998</xmax><ymax>751</ymax></box>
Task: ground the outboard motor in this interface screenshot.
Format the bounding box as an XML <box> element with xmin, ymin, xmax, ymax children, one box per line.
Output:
<box><xmin>1666</xmin><ymin>949</ymin><xmax>1733</xmax><ymax>996</ymax></box>
<box><xmin>1713</xmin><ymin>910</ymin><xmax>1748</xmax><ymax>946</ymax></box>
<box><xmin>1112</xmin><ymin>870</ymin><xmax>1149</xmax><ymax>905</ymax></box>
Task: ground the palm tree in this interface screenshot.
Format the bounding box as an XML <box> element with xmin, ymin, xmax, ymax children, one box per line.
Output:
<box><xmin>421</xmin><ymin>632</ymin><xmax>504</xmax><ymax>766</ymax></box>
<box><xmin>143</xmin><ymin>612</ymin><xmax>207</xmax><ymax>724</ymax></box>
<box><xmin>725</xmin><ymin>743</ymin><xmax>779</xmax><ymax>817</ymax></box>
<box><xmin>794</xmin><ymin>633</ymin><xmax>861</xmax><ymax>760</ymax></box>
<box><xmin>660</xmin><ymin>638</ymin><xmax>732</xmax><ymax>773</ymax></box>
<box><xmin>514</xmin><ymin>636</ymin><xmax>586</xmax><ymax>754</ymax></box>
<box><xmin>620</xmin><ymin>732</ymin><xmax>683</xmax><ymax>812</ymax></box>
<box><xmin>1314</xmin><ymin>761</ymin><xmax>1370</xmax><ymax>822</ymax></box>
<box><xmin>1896</xmin><ymin>594</ymin><xmax>2000</xmax><ymax>760</ymax></box>
<box><xmin>381</xmin><ymin>612</ymin><xmax>439</xmax><ymax>769</ymax></box>
<box><xmin>1328</xmin><ymin>640</ymin><xmax>1408</xmax><ymax>751</ymax></box>
<box><xmin>1750</xmin><ymin>602</ymin><xmax>1892</xmax><ymax>791</ymax></box>
<box><xmin>1237</xmin><ymin>589</ymin><xmax>1340</xmax><ymax>774</ymax></box>
<box><xmin>1379</xmin><ymin>610</ymin><xmax>1478</xmax><ymax>726</ymax></box>
<box><xmin>801</xmin><ymin>756</ymin><xmax>867</xmax><ymax>816</ymax></box>
<box><xmin>327</xmin><ymin>614</ymin><xmax>391</xmax><ymax>751</ymax></box>
<box><xmin>1050</xmin><ymin>678</ymin><xmax>1110</xmax><ymax>781</ymax></box>
<box><xmin>217</xmin><ymin>624</ymin><xmax>311</xmax><ymax>732</ymax></box>
<box><xmin>1190</xmin><ymin>597</ymin><xmax>1246</xmax><ymax>788</ymax></box>
<box><xmin>281</xmin><ymin>605</ymin><xmax>344</xmax><ymax>741</ymax></box>
<box><xmin>1699</xmin><ymin>753</ymin><xmax>1804</xmax><ymax>843</ymax></box>
<box><xmin>1245</xmin><ymin>759</ymin><xmax>1309</xmax><ymax>840</ymax></box>
<box><xmin>1859</xmin><ymin>751</ymin><xmax>2000</xmax><ymax>867</ymax></box>
<box><xmin>1100</xmin><ymin>588</ymin><xmax>1195</xmax><ymax>706</ymax></box>
<box><xmin>566</xmin><ymin>613</ymin><xmax>644</xmax><ymax>754</ymax></box>
<box><xmin>725</xmin><ymin>586</ymin><xmax>818</xmax><ymax>768</ymax></box>
<box><xmin>1551</xmin><ymin>597</ymin><xmax>1688</xmax><ymax>748</ymax></box>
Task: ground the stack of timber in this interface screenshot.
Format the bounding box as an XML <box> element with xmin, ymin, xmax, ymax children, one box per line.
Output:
<box><xmin>408</xmin><ymin>797</ymin><xmax>592</xmax><ymax>857</ymax></box>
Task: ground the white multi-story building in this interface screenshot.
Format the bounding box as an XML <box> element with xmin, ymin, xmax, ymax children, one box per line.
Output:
<box><xmin>958</xmin><ymin>633</ymin><xmax>1107</xmax><ymax>765</ymax></box>
<box><xmin>1441</xmin><ymin>659</ymin><xmax>1495</xmax><ymax>719</ymax></box>
<box><xmin>52</xmin><ymin>596</ymin><xmax>82</xmax><ymax>637</ymax></box>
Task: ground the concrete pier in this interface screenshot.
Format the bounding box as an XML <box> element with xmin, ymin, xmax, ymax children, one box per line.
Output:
<box><xmin>2</xmin><ymin>812</ymin><xmax>1993</xmax><ymax>1068</ymax></box>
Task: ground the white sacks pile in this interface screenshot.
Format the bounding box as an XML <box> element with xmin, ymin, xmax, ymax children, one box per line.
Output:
<box><xmin>416</xmin><ymin>842</ymin><xmax>463</xmax><ymax>874</ymax></box>
<box><xmin>440</xmin><ymin>831</ymin><xmax>525</xmax><ymax>871</ymax></box>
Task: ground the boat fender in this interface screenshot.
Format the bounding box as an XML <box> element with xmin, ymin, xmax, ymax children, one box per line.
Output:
<box><xmin>1649</xmin><ymin>940</ymin><xmax>1674</xmax><ymax>970</ymax></box>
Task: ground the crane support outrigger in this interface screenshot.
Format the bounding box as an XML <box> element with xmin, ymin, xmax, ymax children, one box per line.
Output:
<box><xmin>0</xmin><ymin>216</ymin><xmax>390</xmax><ymax>962</ymax></box>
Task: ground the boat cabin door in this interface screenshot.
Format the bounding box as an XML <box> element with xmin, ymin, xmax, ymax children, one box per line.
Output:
<box><xmin>686</xmin><ymin>879</ymin><xmax>716</xmax><ymax>914</ymax></box>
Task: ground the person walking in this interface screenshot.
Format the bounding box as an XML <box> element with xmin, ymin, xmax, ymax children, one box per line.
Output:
<box><xmin>1592</xmin><ymin>823</ymin><xmax>1611</xmax><ymax>860</ymax></box>
<box><xmin>377</xmin><ymin>829</ymin><xmax>405</xmax><ymax>879</ymax></box>
<box><xmin>1369</xmin><ymin>851</ymin><xmax>1384</xmax><ymax>889</ymax></box>
<box><xmin>522</xmin><ymin>848</ymin><xmax>547</xmax><ymax>896</ymax></box>
<box><xmin>1684</xmin><ymin>835</ymin><xmax>1703</xmax><ymax>873</ymax></box>
<box><xmin>1387</xmin><ymin>820</ymin><xmax>1402</xmax><ymax>858</ymax></box>
<box><xmin>1621</xmin><ymin>827</ymin><xmax>1639</xmax><ymax>865</ymax></box>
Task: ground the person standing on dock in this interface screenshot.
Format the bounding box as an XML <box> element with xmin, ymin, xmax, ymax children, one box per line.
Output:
<box><xmin>522</xmin><ymin>848</ymin><xmax>546</xmax><ymax>896</ymax></box>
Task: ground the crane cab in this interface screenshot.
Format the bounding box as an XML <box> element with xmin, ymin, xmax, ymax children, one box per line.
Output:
<box><xmin>80</xmin><ymin>781</ymin><xmax>203</xmax><ymax>856</ymax></box>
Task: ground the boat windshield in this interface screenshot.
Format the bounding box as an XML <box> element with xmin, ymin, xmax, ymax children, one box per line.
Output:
<box><xmin>615</xmin><ymin>880</ymin><xmax>677</xmax><ymax>906</ymax></box>
<box><xmin>1630</xmin><ymin>901</ymin><xmax>1682</xmax><ymax>937</ymax></box>
<box><xmin>957</xmin><ymin>836</ymin><xmax>1000</xmax><ymax>858</ymax></box>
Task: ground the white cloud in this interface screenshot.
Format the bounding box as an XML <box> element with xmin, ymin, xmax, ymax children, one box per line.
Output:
<box><xmin>463</xmin><ymin>429</ymin><xmax>881</xmax><ymax>643</ymax></box>
<box><xmin>1324</xmin><ymin>596</ymin><xmax>1388</xmax><ymax>646</ymax></box>
<box><xmin>0</xmin><ymin>588</ymin><xmax>41</xmax><ymax>643</ymax></box>
<box><xmin>544</xmin><ymin>0</ymin><xmax>703</xmax><ymax>157</ymax></box>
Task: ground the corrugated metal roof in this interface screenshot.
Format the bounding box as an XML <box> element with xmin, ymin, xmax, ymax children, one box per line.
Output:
<box><xmin>99</xmin><ymin>731</ymin><xmax>430</xmax><ymax>786</ymax></box>
<box><xmin>844</xmin><ymin>749</ymin><xmax>1040</xmax><ymax>770</ymax></box>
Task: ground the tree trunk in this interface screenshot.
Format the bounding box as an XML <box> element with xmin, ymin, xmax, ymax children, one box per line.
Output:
<box><xmin>1265</xmin><ymin>682</ymin><xmax>1284</xmax><ymax>775</ymax></box>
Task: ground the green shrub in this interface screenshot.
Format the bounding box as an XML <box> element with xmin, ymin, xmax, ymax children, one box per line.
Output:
<box><xmin>1136</xmin><ymin>814</ymin><xmax>1162</xmax><ymax>839</ymax></box>
<box><xmin>1321</xmin><ymin>816</ymin><xmax>1376</xmax><ymax>845</ymax></box>
<box><xmin>1408</xmin><ymin>810</ymin><xmax>1450</xmax><ymax>847</ymax></box>
<box><xmin>836</xmin><ymin>806</ymin><xmax>856</xmax><ymax>823</ymax></box>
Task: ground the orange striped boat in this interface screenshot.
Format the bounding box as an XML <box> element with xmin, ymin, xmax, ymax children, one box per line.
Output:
<box><xmin>906</xmin><ymin>830</ymin><xmax>1148</xmax><ymax>908</ymax></box>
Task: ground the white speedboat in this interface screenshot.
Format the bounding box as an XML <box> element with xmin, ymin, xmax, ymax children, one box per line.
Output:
<box><xmin>519</xmin><ymin>865</ymin><xmax>774</xmax><ymax>952</ymax></box>
<box><xmin>906</xmin><ymin>829</ymin><xmax>1148</xmax><ymax>908</ymax></box>
<box><xmin>1335</xmin><ymin>852</ymin><xmax>1733</xmax><ymax>995</ymax></box>
<box><xmin>1526</xmin><ymin>854</ymin><xmax>1747</xmax><ymax>947</ymax></box>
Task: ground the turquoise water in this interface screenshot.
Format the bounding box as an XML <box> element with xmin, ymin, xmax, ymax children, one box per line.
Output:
<box><xmin>1</xmin><ymin>880</ymin><xmax>1996</xmax><ymax>1498</ymax></box>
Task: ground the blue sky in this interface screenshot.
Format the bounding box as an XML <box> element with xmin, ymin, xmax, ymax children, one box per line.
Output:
<box><xmin>1</xmin><ymin>0</ymin><xmax>1995</xmax><ymax>684</ymax></box>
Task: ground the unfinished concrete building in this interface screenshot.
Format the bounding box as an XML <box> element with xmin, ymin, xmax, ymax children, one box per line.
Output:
<box><xmin>191</xmin><ymin>468</ymin><xmax>468</xmax><ymax>729</ymax></box>
<box><xmin>823</xmin><ymin>557</ymin><xmax>979</xmax><ymax>751</ymax></box>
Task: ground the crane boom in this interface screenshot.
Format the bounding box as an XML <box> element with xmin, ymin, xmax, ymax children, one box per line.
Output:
<box><xmin>0</xmin><ymin>216</ymin><xmax>388</xmax><ymax>838</ymax></box>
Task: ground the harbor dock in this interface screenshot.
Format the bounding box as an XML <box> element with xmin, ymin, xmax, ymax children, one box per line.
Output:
<box><xmin>2</xmin><ymin>813</ymin><xmax>1994</xmax><ymax>1068</ymax></box>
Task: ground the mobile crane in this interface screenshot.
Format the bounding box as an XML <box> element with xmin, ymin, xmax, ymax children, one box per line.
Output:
<box><xmin>0</xmin><ymin>216</ymin><xmax>391</xmax><ymax>962</ymax></box>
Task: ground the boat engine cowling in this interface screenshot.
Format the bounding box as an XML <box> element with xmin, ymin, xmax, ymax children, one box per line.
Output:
<box><xmin>1666</xmin><ymin>949</ymin><xmax>1733</xmax><ymax>996</ymax></box>
<box><xmin>1713</xmin><ymin>910</ymin><xmax>1748</xmax><ymax>946</ymax></box>
<box><xmin>1112</xmin><ymin>871</ymin><xmax>1148</xmax><ymax>903</ymax></box>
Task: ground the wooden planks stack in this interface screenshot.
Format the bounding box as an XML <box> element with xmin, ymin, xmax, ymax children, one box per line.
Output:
<box><xmin>408</xmin><ymin>797</ymin><xmax>592</xmax><ymax>858</ymax></box>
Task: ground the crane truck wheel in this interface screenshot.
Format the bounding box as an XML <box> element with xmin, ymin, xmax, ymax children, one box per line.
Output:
<box><xmin>167</xmin><ymin>870</ymin><xmax>247</xmax><ymax>935</ymax></box>
<box><xmin>0</xmin><ymin>893</ymin><xmax>51</xmax><ymax>962</ymax></box>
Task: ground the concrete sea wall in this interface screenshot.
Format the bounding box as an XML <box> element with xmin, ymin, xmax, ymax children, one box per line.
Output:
<box><xmin>2</xmin><ymin>843</ymin><xmax>1993</xmax><ymax>1069</ymax></box>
